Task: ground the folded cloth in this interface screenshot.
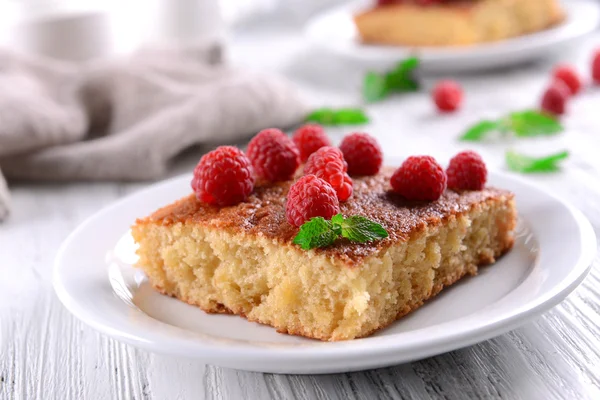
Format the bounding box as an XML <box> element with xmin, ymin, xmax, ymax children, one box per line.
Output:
<box><xmin>0</xmin><ymin>170</ymin><xmax>8</xmax><ymax>220</ymax></box>
<box><xmin>0</xmin><ymin>45</ymin><xmax>309</xmax><ymax>220</ymax></box>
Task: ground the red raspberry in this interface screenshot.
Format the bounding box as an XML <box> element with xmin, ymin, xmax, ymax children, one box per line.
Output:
<box><xmin>592</xmin><ymin>50</ymin><xmax>600</xmax><ymax>84</ymax></box>
<box><xmin>285</xmin><ymin>175</ymin><xmax>340</xmax><ymax>227</ymax></box>
<box><xmin>191</xmin><ymin>146</ymin><xmax>254</xmax><ymax>206</ymax></box>
<box><xmin>553</xmin><ymin>65</ymin><xmax>582</xmax><ymax>95</ymax></box>
<box><xmin>541</xmin><ymin>80</ymin><xmax>569</xmax><ymax>116</ymax></box>
<box><xmin>247</xmin><ymin>128</ymin><xmax>300</xmax><ymax>182</ymax></box>
<box><xmin>390</xmin><ymin>155</ymin><xmax>447</xmax><ymax>201</ymax></box>
<box><xmin>304</xmin><ymin>147</ymin><xmax>353</xmax><ymax>201</ymax></box>
<box><xmin>377</xmin><ymin>0</ymin><xmax>399</xmax><ymax>5</ymax></box>
<box><xmin>292</xmin><ymin>124</ymin><xmax>331</xmax><ymax>162</ymax></box>
<box><xmin>433</xmin><ymin>80</ymin><xmax>463</xmax><ymax>112</ymax></box>
<box><xmin>339</xmin><ymin>132</ymin><xmax>383</xmax><ymax>176</ymax></box>
<box><xmin>446</xmin><ymin>151</ymin><xmax>487</xmax><ymax>191</ymax></box>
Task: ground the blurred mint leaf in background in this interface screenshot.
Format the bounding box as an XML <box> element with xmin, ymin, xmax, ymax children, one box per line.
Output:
<box><xmin>363</xmin><ymin>72</ymin><xmax>389</xmax><ymax>103</ymax></box>
<box><xmin>460</xmin><ymin>110</ymin><xmax>563</xmax><ymax>141</ymax></box>
<box><xmin>507</xmin><ymin>110</ymin><xmax>563</xmax><ymax>137</ymax></box>
<box><xmin>385</xmin><ymin>57</ymin><xmax>420</xmax><ymax>91</ymax></box>
<box><xmin>306</xmin><ymin>108</ymin><xmax>369</xmax><ymax>126</ymax></box>
<box><xmin>506</xmin><ymin>150</ymin><xmax>569</xmax><ymax>173</ymax></box>
<box><xmin>460</xmin><ymin>120</ymin><xmax>501</xmax><ymax>141</ymax></box>
<box><xmin>363</xmin><ymin>57</ymin><xmax>420</xmax><ymax>103</ymax></box>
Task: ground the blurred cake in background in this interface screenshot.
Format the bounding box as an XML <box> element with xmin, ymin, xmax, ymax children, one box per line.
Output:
<box><xmin>354</xmin><ymin>0</ymin><xmax>565</xmax><ymax>47</ymax></box>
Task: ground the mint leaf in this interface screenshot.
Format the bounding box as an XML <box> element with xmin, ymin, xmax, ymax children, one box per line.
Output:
<box><xmin>459</xmin><ymin>110</ymin><xmax>564</xmax><ymax>141</ymax></box>
<box><xmin>363</xmin><ymin>72</ymin><xmax>389</xmax><ymax>103</ymax></box>
<box><xmin>306</xmin><ymin>109</ymin><xmax>335</xmax><ymax>125</ymax></box>
<box><xmin>506</xmin><ymin>150</ymin><xmax>569</xmax><ymax>173</ymax></box>
<box><xmin>306</xmin><ymin>108</ymin><xmax>369</xmax><ymax>126</ymax></box>
<box><xmin>338</xmin><ymin>215</ymin><xmax>388</xmax><ymax>243</ymax></box>
<box><xmin>363</xmin><ymin>57</ymin><xmax>420</xmax><ymax>103</ymax></box>
<box><xmin>330</xmin><ymin>213</ymin><xmax>345</xmax><ymax>234</ymax></box>
<box><xmin>292</xmin><ymin>217</ymin><xmax>337</xmax><ymax>250</ymax></box>
<box><xmin>460</xmin><ymin>120</ymin><xmax>500</xmax><ymax>141</ymax></box>
<box><xmin>385</xmin><ymin>57</ymin><xmax>420</xmax><ymax>91</ymax></box>
<box><xmin>508</xmin><ymin>110</ymin><xmax>563</xmax><ymax>137</ymax></box>
<box><xmin>399</xmin><ymin>56</ymin><xmax>420</xmax><ymax>71</ymax></box>
<box><xmin>293</xmin><ymin>214</ymin><xmax>388</xmax><ymax>249</ymax></box>
<box><xmin>332</xmin><ymin>108</ymin><xmax>370</xmax><ymax>125</ymax></box>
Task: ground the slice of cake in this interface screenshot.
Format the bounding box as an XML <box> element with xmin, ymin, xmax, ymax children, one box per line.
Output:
<box><xmin>132</xmin><ymin>167</ymin><xmax>516</xmax><ymax>341</ymax></box>
<box><xmin>354</xmin><ymin>0</ymin><xmax>565</xmax><ymax>47</ymax></box>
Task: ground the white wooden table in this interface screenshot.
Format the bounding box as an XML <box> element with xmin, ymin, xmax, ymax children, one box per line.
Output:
<box><xmin>2</xmin><ymin>27</ymin><xmax>600</xmax><ymax>400</ymax></box>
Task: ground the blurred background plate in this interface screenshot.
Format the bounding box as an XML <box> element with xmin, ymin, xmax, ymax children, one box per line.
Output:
<box><xmin>304</xmin><ymin>0</ymin><xmax>600</xmax><ymax>72</ymax></box>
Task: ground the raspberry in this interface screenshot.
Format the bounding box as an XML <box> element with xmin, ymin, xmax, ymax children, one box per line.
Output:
<box><xmin>304</xmin><ymin>146</ymin><xmax>353</xmax><ymax>201</ymax></box>
<box><xmin>246</xmin><ymin>128</ymin><xmax>300</xmax><ymax>182</ymax></box>
<box><xmin>592</xmin><ymin>50</ymin><xmax>600</xmax><ymax>84</ymax></box>
<box><xmin>292</xmin><ymin>124</ymin><xmax>331</xmax><ymax>162</ymax></box>
<box><xmin>339</xmin><ymin>132</ymin><xmax>383</xmax><ymax>176</ymax></box>
<box><xmin>191</xmin><ymin>146</ymin><xmax>254</xmax><ymax>206</ymax></box>
<box><xmin>541</xmin><ymin>80</ymin><xmax>569</xmax><ymax>116</ymax></box>
<box><xmin>433</xmin><ymin>80</ymin><xmax>463</xmax><ymax>112</ymax></box>
<box><xmin>553</xmin><ymin>65</ymin><xmax>582</xmax><ymax>95</ymax></box>
<box><xmin>446</xmin><ymin>151</ymin><xmax>487</xmax><ymax>191</ymax></box>
<box><xmin>285</xmin><ymin>175</ymin><xmax>340</xmax><ymax>227</ymax></box>
<box><xmin>390</xmin><ymin>155</ymin><xmax>447</xmax><ymax>201</ymax></box>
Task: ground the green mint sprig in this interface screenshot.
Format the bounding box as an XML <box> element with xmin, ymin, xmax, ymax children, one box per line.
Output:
<box><xmin>506</xmin><ymin>150</ymin><xmax>569</xmax><ymax>173</ymax></box>
<box><xmin>461</xmin><ymin>110</ymin><xmax>563</xmax><ymax>141</ymax></box>
<box><xmin>363</xmin><ymin>57</ymin><xmax>420</xmax><ymax>103</ymax></box>
<box><xmin>293</xmin><ymin>214</ymin><xmax>388</xmax><ymax>250</ymax></box>
<box><xmin>305</xmin><ymin>108</ymin><xmax>369</xmax><ymax>126</ymax></box>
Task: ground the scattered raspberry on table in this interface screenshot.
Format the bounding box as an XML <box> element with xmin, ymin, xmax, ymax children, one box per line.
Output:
<box><xmin>592</xmin><ymin>50</ymin><xmax>600</xmax><ymax>84</ymax></box>
<box><xmin>247</xmin><ymin>128</ymin><xmax>300</xmax><ymax>182</ymax></box>
<box><xmin>553</xmin><ymin>65</ymin><xmax>582</xmax><ymax>95</ymax></box>
<box><xmin>433</xmin><ymin>80</ymin><xmax>463</xmax><ymax>113</ymax></box>
<box><xmin>304</xmin><ymin>146</ymin><xmax>353</xmax><ymax>201</ymax></box>
<box><xmin>285</xmin><ymin>175</ymin><xmax>340</xmax><ymax>227</ymax></box>
<box><xmin>391</xmin><ymin>155</ymin><xmax>447</xmax><ymax>201</ymax></box>
<box><xmin>541</xmin><ymin>80</ymin><xmax>569</xmax><ymax>116</ymax></box>
<box><xmin>292</xmin><ymin>124</ymin><xmax>331</xmax><ymax>162</ymax></box>
<box><xmin>191</xmin><ymin>146</ymin><xmax>255</xmax><ymax>206</ymax></box>
<box><xmin>446</xmin><ymin>150</ymin><xmax>487</xmax><ymax>191</ymax></box>
<box><xmin>339</xmin><ymin>133</ymin><xmax>383</xmax><ymax>176</ymax></box>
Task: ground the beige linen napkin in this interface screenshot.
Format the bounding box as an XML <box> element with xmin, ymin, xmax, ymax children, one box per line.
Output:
<box><xmin>0</xmin><ymin>46</ymin><xmax>308</xmax><ymax>220</ymax></box>
<box><xmin>0</xmin><ymin>171</ymin><xmax>8</xmax><ymax>220</ymax></box>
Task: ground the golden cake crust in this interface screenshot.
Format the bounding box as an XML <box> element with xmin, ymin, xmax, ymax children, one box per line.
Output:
<box><xmin>137</xmin><ymin>168</ymin><xmax>513</xmax><ymax>266</ymax></box>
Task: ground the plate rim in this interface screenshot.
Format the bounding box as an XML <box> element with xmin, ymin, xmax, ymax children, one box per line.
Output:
<box><xmin>53</xmin><ymin>170</ymin><xmax>597</xmax><ymax>372</ymax></box>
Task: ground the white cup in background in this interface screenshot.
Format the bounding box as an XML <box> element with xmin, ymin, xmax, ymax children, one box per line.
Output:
<box><xmin>4</xmin><ymin>0</ymin><xmax>227</xmax><ymax>61</ymax></box>
<box><xmin>154</xmin><ymin>0</ymin><xmax>224</xmax><ymax>45</ymax></box>
<box><xmin>11</xmin><ymin>1</ymin><xmax>114</xmax><ymax>61</ymax></box>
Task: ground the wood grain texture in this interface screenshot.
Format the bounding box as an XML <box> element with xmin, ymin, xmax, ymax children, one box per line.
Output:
<box><xmin>3</xmin><ymin>30</ymin><xmax>600</xmax><ymax>400</ymax></box>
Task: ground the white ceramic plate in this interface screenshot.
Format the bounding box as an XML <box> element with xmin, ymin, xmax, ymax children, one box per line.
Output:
<box><xmin>54</xmin><ymin>171</ymin><xmax>595</xmax><ymax>374</ymax></box>
<box><xmin>304</xmin><ymin>0</ymin><xmax>600</xmax><ymax>72</ymax></box>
